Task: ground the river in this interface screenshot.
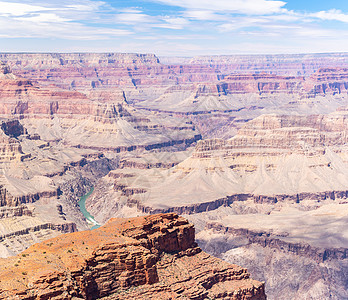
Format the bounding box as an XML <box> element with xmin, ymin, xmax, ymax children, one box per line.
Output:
<box><xmin>78</xmin><ymin>187</ymin><xmax>100</xmax><ymax>230</ymax></box>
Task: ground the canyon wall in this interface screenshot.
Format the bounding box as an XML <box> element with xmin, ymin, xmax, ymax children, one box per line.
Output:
<box><xmin>2</xmin><ymin>52</ymin><xmax>348</xmax><ymax>140</ymax></box>
<box><xmin>164</xmin><ymin>53</ymin><xmax>348</xmax><ymax>76</ymax></box>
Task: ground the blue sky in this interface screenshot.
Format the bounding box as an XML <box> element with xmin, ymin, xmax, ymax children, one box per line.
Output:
<box><xmin>1</xmin><ymin>0</ymin><xmax>348</xmax><ymax>55</ymax></box>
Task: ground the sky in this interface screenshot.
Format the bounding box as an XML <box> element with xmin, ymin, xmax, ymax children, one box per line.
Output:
<box><xmin>0</xmin><ymin>0</ymin><xmax>348</xmax><ymax>55</ymax></box>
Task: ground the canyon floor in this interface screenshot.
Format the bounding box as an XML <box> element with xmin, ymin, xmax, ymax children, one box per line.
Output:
<box><xmin>0</xmin><ymin>53</ymin><xmax>348</xmax><ymax>299</ymax></box>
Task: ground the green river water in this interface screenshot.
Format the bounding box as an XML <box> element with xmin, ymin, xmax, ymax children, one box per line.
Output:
<box><xmin>78</xmin><ymin>187</ymin><xmax>100</xmax><ymax>230</ymax></box>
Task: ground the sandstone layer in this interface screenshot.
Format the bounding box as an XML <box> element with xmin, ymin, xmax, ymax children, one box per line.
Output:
<box><xmin>0</xmin><ymin>213</ymin><xmax>266</xmax><ymax>300</ymax></box>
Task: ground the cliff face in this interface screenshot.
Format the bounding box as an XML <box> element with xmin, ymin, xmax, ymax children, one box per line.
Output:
<box><xmin>213</xmin><ymin>74</ymin><xmax>302</xmax><ymax>95</ymax></box>
<box><xmin>82</xmin><ymin>105</ymin><xmax>348</xmax><ymax>300</ymax></box>
<box><xmin>0</xmin><ymin>213</ymin><xmax>266</xmax><ymax>300</ymax></box>
<box><xmin>0</xmin><ymin>62</ymin><xmax>199</xmax><ymax>152</ymax></box>
<box><xmin>0</xmin><ymin>53</ymin><xmax>161</xmax><ymax>69</ymax></box>
<box><xmin>304</xmin><ymin>68</ymin><xmax>348</xmax><ymax>95</ymax></box>
<box><xmin>2</xmin><ymin>53</ymin><xmax>348</xmax><ymax>141</ymax></box>
<box><xmin>193</xmin><ymin>200</ymin><xmax>348</xmax><ymax>300</ymax></box>
<box><xmin>2</xmin><ymin>53</ymin><xmax>348</xmax><ymax>101</ymax></box>
<box><xmin>0</xmin><ymin>53</ymin><xmax>220</xmax><ymax>92</ymax></box>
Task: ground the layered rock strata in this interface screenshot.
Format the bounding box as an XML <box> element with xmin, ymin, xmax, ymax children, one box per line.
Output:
<box><xmin>167</xmin><ymin>53</ymin><xmax>348</xmax><ymax>76</ymax></box>
<box><xmin>191</xmin><ymin>201</ymin><xmax>348</xmax><ymax>300</ymax></box>
<box><xmin>2</xmin><ymin>53</ymin><xmax>348</xmax><ymax>104</ymax></box>
<box><xmin>0</xmin><ymin>213</ymin><xmax>266</xmax><ymax>300</ymax></box>
<box><xmin>0</xmin><ymin>62</ymin><xmax>200</xmax><ymax>152</ymax></box>
<box><xmin>2</xmin><ymin>53</ymin><xmax>348</xmax><ymax>141</ymax></box>
<box><xmin>87</xmin><ymin>110</ymin><xmax>348</xmax><ymax>221</ymax></box>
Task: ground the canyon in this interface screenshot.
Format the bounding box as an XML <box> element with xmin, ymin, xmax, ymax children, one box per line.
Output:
<box><xmin>0</xmin><ymin>52</ymin><xmax>348</xmax><ymax>299</ymax></box>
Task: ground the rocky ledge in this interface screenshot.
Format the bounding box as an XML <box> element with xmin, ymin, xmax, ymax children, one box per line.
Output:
<box><xmin>0</xmin><ymin>213</ymin><xmax>266</xmax><ymax>300</ymax></box>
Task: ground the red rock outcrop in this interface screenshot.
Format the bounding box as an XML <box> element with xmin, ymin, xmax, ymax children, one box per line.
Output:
<box><xmin>0</xmin><ymin>213</ymin><xmax>266</xmax><ymax>300</ymax></box>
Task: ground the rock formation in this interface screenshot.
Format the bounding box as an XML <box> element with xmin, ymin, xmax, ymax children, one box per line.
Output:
<box><xmin>1</xmin><ymin>52</ymin><xmax>348</xmax><ymax>299</ymax></box>
<box><xmin>0</xmin><ymin>213</ymin><xmax>266</xmax><ymax>300</ymax></box>
<box><xmin>304</xmin><ymin>68</ymin><xmax>348</xmax><ymax>96</ymax></box>
<box><xmin>194</xmin><ymin>203</ymin><xmax>348</xmax><ymax>300</ymax></box>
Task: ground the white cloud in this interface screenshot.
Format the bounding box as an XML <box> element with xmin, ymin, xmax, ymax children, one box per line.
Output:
<box><xmin>114</xmin><ymin>10</ymin><xmax>191</xmax><ymax>30</ymax></box>
<box><xmin>0</xmin><ymin>16</ymin><xmax>132</xmax><ymax>39</ymax></box>
<box><xmin>0</xmin><ymin>1</ymin><xmax>51</xmax><ymax>16</ymax></box>
<box><xmin>115</xmin><ymin>13</ymin><xmax>154</xmax><ymax>24</ymax></box>
<box><xmin>0</xmin><ymin>0</ymin><xmax>108</xmax><ymax>21</ymax></box>
<box><xmin>159</xmin><ymin>16</ymin><xmax>190</xmax><ymax>29</ymax></box>
<box><xmin>265</xmin><ymin>13</ymin><xmax>300</xmax><ymax>22</ymax></box>
<box><xmin>218</xmin><ymin>17</ymin><xmax>270</xmax><ymax>32</ymax></box>
<box><xmin>147</xmin><ymin>0</ymin><xmax>286</xmax><ymax>15</ymax></box>
<box><xmin>118</xmin><ymin>8</ymin><xmax>144</xmax><ymax>14</ymax></box>
<box><xmin>295</xmin><ymin>27</ymin><xmax>335</xmax><ymax>38</ymax></box>
<box><xmin>66</xmin><ymin>3</ymin><xmax>104</xmax><ymax>12</ymax></box>
<box><xmin>184</xmin><ymin>10</ymin><xmax>222</xmax><ymax>21</ymax></box>
<box><xmin>15</xmin><ymin>13</ymin><xmax>71</xmax><ymax>23</ymax></box>
<box><xmin>0</xmin><ymin>0</ymin><xmax>133</xmax><ymax>39</ymax></box>
<box><xmin>310</xmin><ymin>9</ymin><xmax>348</xmax><ymax>23</ymax></box>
